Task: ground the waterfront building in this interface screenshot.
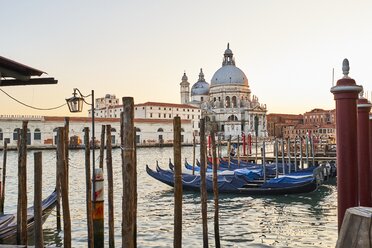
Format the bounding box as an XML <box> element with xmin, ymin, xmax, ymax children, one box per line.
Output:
<box><xmin>183</xmin><ymin>44</ymin><xmax>268</xmax><ymax>139</ymax></box>
<box><xmin>267</xmin><ymin>113</ymin><xmax>304</xmax><ymax>138</ymax></box>
<box><xmin>0</xmin><ymin>115</ymin><xmax>193</xmax><ymax>148</ymax></box>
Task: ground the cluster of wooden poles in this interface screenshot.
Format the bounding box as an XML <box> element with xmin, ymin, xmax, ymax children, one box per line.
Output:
<box><xmin>0</xmin><ymin>97</ymin><xmax>138</xmax><ymax>248</ymax></box>
<box><xmin>173</xmin><ymin>117</ymin><xmax>221</xmax><ymax>248</ymax></box>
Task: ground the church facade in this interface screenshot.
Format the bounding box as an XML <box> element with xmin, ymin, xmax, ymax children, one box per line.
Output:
<box><xmin>181</xmin><ymin>44</ymin><xmax>268</xmax><ymax>139</ymax></box>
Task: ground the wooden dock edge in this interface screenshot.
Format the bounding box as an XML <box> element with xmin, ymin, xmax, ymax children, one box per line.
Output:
<box><xmin>336</xmin><ymin>206</ymin><xmax>372</xmax><ymax>247</ymax></box>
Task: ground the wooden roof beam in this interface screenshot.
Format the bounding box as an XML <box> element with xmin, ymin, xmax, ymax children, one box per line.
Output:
<box><xmin>0</xmin><ymin>77</ymin><xmax>58</xmax><ymax>86</ymax></box>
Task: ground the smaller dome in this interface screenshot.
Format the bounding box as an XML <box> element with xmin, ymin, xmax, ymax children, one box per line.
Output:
<box><xmin>191</xmin><ymin>68</ymin><xmax>209</xmax><ymax>96</ymax></box>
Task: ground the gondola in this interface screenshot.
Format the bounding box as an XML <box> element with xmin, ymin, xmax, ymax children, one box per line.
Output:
<box><xmin>146</xmin><ymin>164</ymin><xmax>320</xmax><ymax>195</ymax></box>
<box><xmin>0</xmin><ymin>190</ymin><xmax>58</xmax><ymax>241</ymax></box>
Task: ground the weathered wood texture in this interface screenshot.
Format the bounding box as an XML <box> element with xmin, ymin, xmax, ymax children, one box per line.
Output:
<box><xmin>17</xmin><ymin>121</ymin><xmax>27</xmax><ymax>245</ymax></box>
<box><xmin>99</xmin><ymin>125</ymin><xmax>106</xmax><ymax>169</ymax></box>
<box><xmin>106</xmin><ymin>125</ymin><xmax>115</xmax><ymax>248</ymax></box>
<box><xmin>57</xmin><ymin>128</ymin><xmax>71</xmax><ymax>248</ymax></box>
<box><xmin>84</xmin><ymin>128</ymin><xmax>94</xmax><ymax>248</ymax></box>
<box><xmin>336</xmin><ymin>207</ymin><xmax>372</xmax><ymax>248</ymax></box>
<box><xmin>210</xmin><ymin>131</ymin><xmax>220</xmax><ymax>248</ymax></box>
<box><xmin>34</xmin><ymin>152</ymin><xmax>44</xmax><ymax>247</ymax></box>
<box><xmin>64</xmin><ymin>117</ymin><xmax>69</xmax><ymax>192</ymax></box>
<box><xmin>121</xmin><ymin>97</ymin><xmax>136</xmax><ymax>248</ymax></box>
<box><xmin>199</xmin><ymin>118</ymin><xmax>209</xmax><ymax>248</ymax></box>
<box><xmin>0</xmin><ymin>141</ymin><xmax>7</xmax><ymax>214</ymax></box>
<box><xmin>173</xmin><ymin>117</ymin><xmax>182</xmax><ymax>248</ymax></box>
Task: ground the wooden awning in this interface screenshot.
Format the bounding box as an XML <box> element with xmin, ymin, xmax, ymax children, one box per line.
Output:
<box><xmin>0</xmin><ymin>55</ymin><xmax>58</xmax><ymax>86</ymax></box>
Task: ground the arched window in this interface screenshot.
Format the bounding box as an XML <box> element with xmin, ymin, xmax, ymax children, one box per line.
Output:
<box><xmin>13</xmin><ymin>128</ymin><xmax>20</xmax><ymax>140</ymax></box>
<box><xmin>225</xmin><ymin>96</ymin><xmax>231</xmax><ymax>108</ymax></box>
<box><xmin>34</xmin><ymin>128</ymin><xmax>41</xmax><ymax>140</ymax></box>
<box><xmin>136</xmin><ymin>128</ymin><xmax>141</xmax><ymax>132</ymax></box>
<box><xmin>227</xmin><ymin>115</ymin><xmax>238</xmax><ymax>121</ymax></box>
<box><xmin>232</xmin><ymin>96</ymin><xmax>237</xmax><ymax>108</ymax></box>
<box><xmin>157</xmin><ymin>128</ymin><xmax>164</xmax><ymax>132</ymax></box>
<box><xmin>0</xmin><ymin>128</ymin><xmax>3</xmax><ymax>141</ymax></box>
<box><xmin>181</xmin><ymin>128</ymin><xmax>185</xmax><ymax>132</ymax></box>
<box><xmin>111</xmin><ymin>128</ymin><xmax>116</xmax><ymax>133</ymax></box>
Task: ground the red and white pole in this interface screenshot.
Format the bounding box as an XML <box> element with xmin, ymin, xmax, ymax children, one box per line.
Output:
<box><xmin>357</xmin><ymin>96</ymin><xmax>372</xmax><ymax>207</ymax></box>
<box><xmin>330</xmin><ymin>59</ymin><xmax>363</xmax><ymax>231</ymax></box>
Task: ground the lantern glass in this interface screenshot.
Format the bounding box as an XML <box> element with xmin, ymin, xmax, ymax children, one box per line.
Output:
<box><xmin>66</xmin><ymin>95</ymin><xmax>84</xmax><ymax>113</ymax></box>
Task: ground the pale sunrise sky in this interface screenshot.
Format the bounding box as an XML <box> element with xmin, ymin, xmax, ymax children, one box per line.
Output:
<box><xmin>1</xmin><ymin>0</ymin><xmax>371</xmax><ymax>116</ymax></box>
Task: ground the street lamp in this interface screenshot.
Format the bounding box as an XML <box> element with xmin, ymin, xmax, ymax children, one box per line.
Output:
<box><xmin>66</xmin><ymin>88</ymin><xmax>96</xmax><ymax>200</ymax></box>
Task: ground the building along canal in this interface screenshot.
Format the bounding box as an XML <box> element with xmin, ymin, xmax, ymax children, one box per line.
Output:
<box><xmin>0</xmin><ymin>146</ymin><xmax>337</xmax><ymax>247</ymax></box>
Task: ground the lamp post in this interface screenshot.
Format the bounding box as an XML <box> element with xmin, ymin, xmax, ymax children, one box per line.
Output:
<box><xmin>66</xmin><ymin>88</ymin><xmax>106</xmax><ymax>246</ymax></box>
<box><xmin>66</xmin><ymin>88</ymin><xmax>96</xmax><ymax>201</ymax></box>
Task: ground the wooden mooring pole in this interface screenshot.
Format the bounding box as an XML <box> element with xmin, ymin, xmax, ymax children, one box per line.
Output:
<box><xmin>0</xmin><ymin>141</ymin><xmax>7</xmax><ymax>214</ymax></box>
<box><xmin>84</xmin><ymin>128</ymin><xmax>94</xmax><ymax>248</ymax></box>
<box><xmin>192</xmin><ymin>133</ymin><xmax>196</xmax><ymax>175</ymax></box>
<box><xmin>106</xmin><ymin>125</ymin><xmax>115</xmax><ymax>248</ymax></box>
<box><xmin>121</xmin><ymin>97</ymin><xmax>136</xmax><ymax>248</ymax></box>
<box><xmin>34</xmin><ymin>151</ymin><xmax>44</xmax><ymax>247</ymax></box>
<box><xmin>93</xmin><ymin>126</ymin><xmax>105</xmax><ymax>247</ymax></box>
<box><xmin>99</xmin><ymin>125</ymin><xmax>106</xmax><ymax>169</ymax></box>
<box><xmin>56</xmin><ymin>140</ymin><xmax>62</xmax><ymax>231</ymax></box>
<box><xmin>199</xmin><ymin>118</ymin><xmax>209</xmax><ymax>247</ymax></box>
<box><xmin>17</xmin><ymin>121</ymin><xmax>27</xmax><ymax>245</ymax></box>
<box><xmin>58</xmin><ymin>127</ymin><xmax>71</xmax><ymax>248</ymax></box>
<box><xmin>64</xmin><ymin>117</ymin><xmax>69</xmax><ymax>192</ymax></box>
<box><xmin>173</xmin><ymin>117</ymin><xmax>182</xmax><ymax>248</ymax></box>
<box><xmin>210</xmin><ymin>130</ymin><xmax>220</xmax><ymax>248</ymax></box>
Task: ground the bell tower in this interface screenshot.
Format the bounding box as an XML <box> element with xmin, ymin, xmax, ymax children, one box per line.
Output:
<box><xmin>180</xmin><ymin>72</ymin><xmax>190</xmax><ymax>104</ymax></box>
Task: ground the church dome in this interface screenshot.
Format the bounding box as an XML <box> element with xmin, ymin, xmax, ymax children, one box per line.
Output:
<box><xmin>191</xmin><ymin>68</ymin><xmax>209</xmax><ymax>96</ymax></box>
<box><xmin>211</xmin><ymin>65</ymin><xmax>248</xmax><ymax>86</ymax></box>
<box><xmin>210</xmin><ymin>44</ymin><xmax>248</xmax><ymax>87</ymax></box>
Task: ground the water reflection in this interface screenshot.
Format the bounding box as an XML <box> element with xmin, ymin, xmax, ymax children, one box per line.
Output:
<box><xmin>0</xmin><ymin>147</ymin><xmax>337</xmax><ymax>247</ymax></box>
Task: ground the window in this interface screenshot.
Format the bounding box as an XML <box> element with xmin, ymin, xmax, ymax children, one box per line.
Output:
<box><xmin>164</xmin><ymin>108</ymin><xmax>166</xmax><ymax>110</ymax></box>
<box><xmin>136</xmin><ymin>128</ymin><xmax>141</xmax><ymax>132</ymax></box>
<box><xmin>13</xmin><ymin>128</ymin><xmax>20</xmax><ymax>140</ymax></box>
<box><xmin>158</xmin><ymin>113</ymin><xmax>161</xmax><ymax>118</ymax></box>
<box><xmin>164</xmin><ymin>114</ymin><xmax>166</xmax><ymax>118</ymax></box>
<box><xmin>201</xmin><ymin>97</ymin><xmax>204</xmax><ymax>101</ymax></box>
<box><xmin>157</xmin><ymin>128</ymin><xmax>164</xmax><ymax>132</ymax></box>
<box><xmin>0</xmin><ymin>128</ymin><xmax>2</xmax><ymax>141</ymax></box>
<box><xmin>34</xmin><ymin>128</ymin><xmax>41</xmax><ymax>140</ymax></box>
<box><xmin>111</xmin><ymin>128</ymin><xmax>116</xmax><ymax>133</ymax></box>
<box><xmin>169</xmin><ymin>114</ymin><xmax>171</xmax><ymax>118</ymax></box>
<box><xmin>150</xmin><ymin>113</ymin><xmax>153</xmax><ymax>118</ymax></box>
<box><xmin>181</xmin><ymin>128</ymin><xmax>185</xmax><ymax>132</ymax></box>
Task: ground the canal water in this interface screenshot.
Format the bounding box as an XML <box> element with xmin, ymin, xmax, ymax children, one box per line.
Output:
<box><xmin>0</xmin><ymin>147</ymin><xmax>337</xmax><ymax>247</ymax></box>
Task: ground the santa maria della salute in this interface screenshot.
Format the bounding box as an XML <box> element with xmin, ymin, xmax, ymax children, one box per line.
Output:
<box><xmin>181</xmin><ymin>43</ymin><xmax>268</xmax><ymax>139</ymax></box>
<box><xmin>0</xmin><ymin>44</ymin><xmax>268</xmax><ymax>148</ymax></box>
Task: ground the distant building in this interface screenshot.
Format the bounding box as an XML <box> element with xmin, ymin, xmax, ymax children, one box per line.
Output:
<box><xmin>303</xmin><ymin>108</ymin><xmax>335</xmax><ymax>125</ymax></box>
<box><xmin>0</xmin><ymin>115</ymin><xmax>193</xmax><ymax>148</ymax></box>
<box><xmin>181</xmin><ymin>44</ymin><xmax>268</xmax><ymax>139</ymax></box>
<box><xmin>90</xmin><ymin>98</ymin><xmax>200</xmax><ymax>137</ymax></box>
<box><xmin>280</xmin><ymin>108</ymin><xmax>336</xmax><ymax>145</ymax></box>
<box><xmin>92</xmin><ymin>44</ymin><xmax>268</xmax><ymax>141</ymax></box>
<box><xmin>267</xmin><ymin>113</ymin><xmax>303</xmax><ymax>138</ymax></box>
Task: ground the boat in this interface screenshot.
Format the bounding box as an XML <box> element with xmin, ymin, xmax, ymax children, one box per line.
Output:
<box><xmin>0</xmin><ymin>190</ymin><xmax>58</xmax><ymax>241</ymax></box>
<box><xmin>146</xmin><ymin>164</ymin><xmax>320</xmax><ymax>195</ymax></box>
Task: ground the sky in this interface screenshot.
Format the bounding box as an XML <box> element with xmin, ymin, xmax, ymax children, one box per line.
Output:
<box><xmin>1</xmin><ymin>0</ymin><xmax>371</xmax><ymax>117</ymax></box>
